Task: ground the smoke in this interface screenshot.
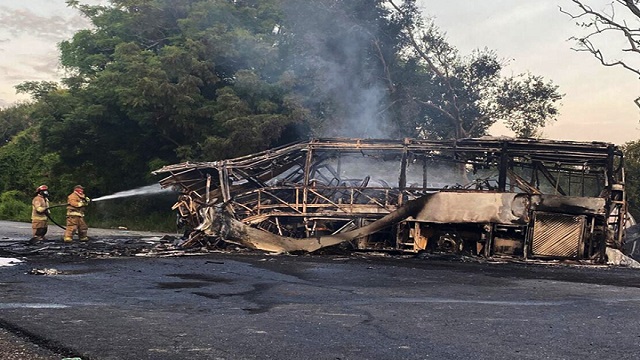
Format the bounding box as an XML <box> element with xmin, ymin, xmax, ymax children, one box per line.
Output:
<box><xmin>312</xmin><ymin>153</ymin><xmax>489</xmax><ymax>189</ymax></box>
<box><xmin>282</xmin><ymin>1</ymin><xmax>393</xmax><ymax>139</ymax></box>
<box><xmin>91</xmin><ymin>184</ymin><xmax>173</xmax><ymax>202</ymax></box>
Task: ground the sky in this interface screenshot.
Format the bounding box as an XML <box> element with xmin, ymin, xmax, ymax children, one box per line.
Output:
<box><xmin>0</xmin><ymin>1</ymin><xmax>92</xmax><ymax>105</ymax></box>
<box><xmin>420</xmin><ymin>0</ymin><xmax>640</xmax><ymax>145</ymax></box>
<box><xmin>0</xmin><ymin>0</ymin><xmax>639</xmax><ymax>145</ymax></box>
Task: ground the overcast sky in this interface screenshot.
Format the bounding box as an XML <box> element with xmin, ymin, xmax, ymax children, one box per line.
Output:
<box><xmin>0</xmin><ymin>0</ymin><xmax>638</xmax><ymax>145</ymax></box>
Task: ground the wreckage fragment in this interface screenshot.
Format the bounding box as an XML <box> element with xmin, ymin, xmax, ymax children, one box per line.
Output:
<box><xmin>153</xmin><ymin>137</ymin><xmax>629</xmax><ymax>263</ymax></box>
<box><xmin>195</xmin><ymin>195</ymin><xmax>432</xmax><ymax>253</ymax></box>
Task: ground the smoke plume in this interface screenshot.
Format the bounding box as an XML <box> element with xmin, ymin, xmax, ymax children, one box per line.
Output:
<box><xmin>282</xmin><ymin>1</ymin><xmax>393</xmax><ymax>138</ymax></box>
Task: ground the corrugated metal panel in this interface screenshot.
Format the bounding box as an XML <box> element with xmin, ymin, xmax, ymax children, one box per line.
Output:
<box><xmin>531</xmin><ymin>212</ymin><xmax>585</xmax><ymax>258</ymax></box>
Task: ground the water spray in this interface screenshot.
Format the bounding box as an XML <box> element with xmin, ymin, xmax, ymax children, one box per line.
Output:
<box><xmin>91</xmin><ymin>184</ymin><xmax>173</xmax><ymax>202</ymax></box>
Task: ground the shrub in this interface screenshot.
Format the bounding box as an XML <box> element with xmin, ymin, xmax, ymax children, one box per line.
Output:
<box><xmin>0</xmin><ymin>190</ymin><xmax>31</xmax><ymax>222</ymax></box>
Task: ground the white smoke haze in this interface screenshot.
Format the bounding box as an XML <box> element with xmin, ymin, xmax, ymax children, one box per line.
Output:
<box><xmin>330</xmin><ymin>156</ymin><xmax>400</xmax><ymax>186</ymax></box>
<box><xmin>313</xmin><ymin>154</ymin><xmax>486</xmax><ymax>189</ymax></box>
<box><xmin>283</xmin><ymin>2</ymin><xmax>392</xmax><ymax>139</ymax></box>
<box><xmin>91</xmin><ymin>184</ymin><xmax>173</xmax><ymax>202</ymax></box>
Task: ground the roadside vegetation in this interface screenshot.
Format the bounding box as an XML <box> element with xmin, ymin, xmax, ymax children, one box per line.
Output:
<box><xmin>1</xmin><ymin>0</ymin><xmax>566</xmax><ymax>230</ymax></box>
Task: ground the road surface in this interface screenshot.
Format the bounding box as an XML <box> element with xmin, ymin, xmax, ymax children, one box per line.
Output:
<box><xmin>1</xmin><ymin>220</ymin><xmax>640</xmax><ymax>359</ymax></box>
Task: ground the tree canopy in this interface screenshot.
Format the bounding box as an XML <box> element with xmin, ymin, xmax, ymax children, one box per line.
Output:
<box><xmin>0</xmin><ymin>0</ymin><xmax>563</xmax><ymax>204</ymax></box>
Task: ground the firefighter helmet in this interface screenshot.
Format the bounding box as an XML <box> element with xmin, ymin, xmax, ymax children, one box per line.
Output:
<box><xmin>36</xmin><ymin>185</ymin><xmax>48</xmax><ymax>192</ymax></box>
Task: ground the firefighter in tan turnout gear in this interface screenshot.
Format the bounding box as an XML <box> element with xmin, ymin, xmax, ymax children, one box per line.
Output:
<box><xmin>31</xmin><ymin>184</ymin><xmax>50</xmax><ymax>244</ymax></box>
<box><xmin>64</xmin><ymin>185</ymin><xmax>91</xmax><ymax>242</ymax></box>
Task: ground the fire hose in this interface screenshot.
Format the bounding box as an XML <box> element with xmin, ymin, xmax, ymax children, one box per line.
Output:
<box><xmin>44</xmin><ymin>200</ymin><xmax>91</xmax><ymax>230</ymax></box>
<box><xmin>46</xmin><ymin>212</ymin><xmax>67</xmax><ymax>230</ymax></box>
<box><xmin>45</xmin><ymin>203</ymin><xmax>68</xmax><ymax>230</ymax></box>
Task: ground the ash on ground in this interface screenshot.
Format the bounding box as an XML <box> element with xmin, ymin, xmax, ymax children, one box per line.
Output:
<box><xmin>0</xmin><ymin>235</ymin><xmax>220</xmax><ymax>259</ymax></box>
<box><xmin>1</xmin><ymin>234</ymin><xmax>638</xmax><ymax>270</ymax></box>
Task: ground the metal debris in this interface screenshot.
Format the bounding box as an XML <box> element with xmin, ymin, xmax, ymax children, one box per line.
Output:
<box><xmin>153</xmin><ymin>137</ymin><xmax>630</xmax><ymax>264</ymax></box>
<box><xmin>1</xmin><ymin>237</ymin><xmax>184</xmax><ymax>259</ymax></box>
<box><xmin>29</xmin><ymin>268</ymin><xmax>61</xmax><ymax>275</ymax></box>
<box><xmin>605</xmin><ymin>248</ymin><xmax>640</xmax><ymax>268</ymax></box>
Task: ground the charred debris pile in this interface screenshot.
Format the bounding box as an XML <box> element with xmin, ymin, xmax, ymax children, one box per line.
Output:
<box><xmin>152</xmin><ymin>137</ymin><xmax>630</xmax><ymax>264</ymax></box>
<box><xmin>0</xmin><ymin>236</ymin><xmax>188</xmax><ymax>259</ymax></box>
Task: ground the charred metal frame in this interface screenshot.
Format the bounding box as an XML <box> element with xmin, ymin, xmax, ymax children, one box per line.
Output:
<box><xmin>153</xmin><ymin>137</ymin><xmax>626</xmax><ymax>262</ymax></box>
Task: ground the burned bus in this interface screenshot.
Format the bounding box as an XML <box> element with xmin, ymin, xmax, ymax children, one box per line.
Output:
<box><xmin>153</xmin><ymin>137</ymin><xmax>627</xmax><ymax>263</ymax></box>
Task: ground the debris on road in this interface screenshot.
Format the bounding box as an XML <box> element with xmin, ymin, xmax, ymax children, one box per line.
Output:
<box><xmin>28</xmin><ymin>268</ymin><xmax>61</xmax><ymax>276</ymax></box>
<box><xmin>0</xmin><ymin>236</ymin><xmax>183</xmax><ymax>259</ymax></box>
<box><xmin>154</xmin><ymin>137</ymin><xmax>632</xmax><ymax>264</ymax></box>
<box><xmin>0</xmin><ymin>257</ymin><xmax>23</xmax><ymax>267</ymax></box>
<box><xmin>606</xmin><ymin>247</ymin><xmax>640</xmax><ymax>268</ymax></box>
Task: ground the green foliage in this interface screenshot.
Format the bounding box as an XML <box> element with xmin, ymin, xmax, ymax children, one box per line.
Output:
<box><xmin>498</xmin><ymin>74</ymin><xmax>563</xmax><ymax>138</ymax></box>
<box><xmin>389</xmin><ymin>10</ymin><xmax>563</xmax><ymax>140</ymax></box>
<box><xmin>15</xmin><ymin>81</ymin><xmax>60</xmax><ymax>101</ymax></box>
<box><xmin>85</xmin><ymin>194</ymin><xmax>178</xmax><ymax>232</ymax></box>
<box><xmin>54</xmin><ymin>0</ymin><xmax>306</xmax><ymax>172</ymax></box>
<box><xmin>0</xmin><ymin>191</ymin><xmax>31</xmax><ymax>222</ymax></box>
<box><xmin>0</xmin><ymin>0</ymin><xmax>566</xmax><ymax>231</ymax></box>
<box><xmin>623</xmin><ymin>140</ymin><xmax>640</xmax><ymax>219</ymax></box>
<box><xmin>0</xmin><ymin>128</ymin><xmax>54</xmax><ymax>195</ymax></box>
<box><xmin>0</xmin><ymin>102</ymin><xmax>38</xmax><ymax>144</ymax></box>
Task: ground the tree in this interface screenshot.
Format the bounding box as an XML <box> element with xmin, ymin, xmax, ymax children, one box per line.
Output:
<box><xmin>9</xmin><ymin>0</ymin><xmax>565</xmax><ymax>200</ymax></box>
<box><xmin>623</xmin><ymin>140</ymin><xmax>640</xmax><ymax>219</ymax></box>
<box><xmin>58</xmin><ymin>0</ymin><xmax>565</xmax><ymax>150</ymax></box>
<box><xmin>387</xmin><ymin>0</ymin><xmax>563</xmax><ymax>139</ymax></box>
<box><xmin>0</xmin><ymin>102</ymin><xmax>37</xmax><ymax>145</ymax></box>
<box><xmin>271</xmin><ymin>0</ymin><xmax>563</xmax><ymax>140</ymax></box>
<box><xmin>40</xmin><ymin>0</ymin><xmax>311</xmax><ymax>196</ymax></box>
<box><xmin>8</xmin><ymin>83</ymin><xmax>101</xmax><ymax>196</ymax></box>
<box><xmin>58</xmin><ymin>0</ymin><xmax>306</xmax><ymax>164</ymax></box>
<box><xmin>0</xmin><ymin>128</ymin><xmax>55</xmax><ymax>196</ymax></box>
<box><xmin>15</xmin><ymin>82</ymin><xmax>59</xmax><ymax>101</ymax></box>
<box><xmin>561</xmin><ymin>0</ymin><xmax>640</xmax><ymax>108</ymax></box>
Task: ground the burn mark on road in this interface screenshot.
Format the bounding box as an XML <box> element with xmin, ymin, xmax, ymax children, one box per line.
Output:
<box><xmin>192</xmin><ymin>291</ymin><xmax>221</xmax><ymax>300</ymax></box>
<box><xmin>167</xmin><ymin>273</ymin><xmax>234</xmax><ymax>283</ymax></box>
<box><xmin>191</xmin><ymin>283</ymin><xmax>277</xmax><ymax>314</ymax></box>
<box><xmin>157</xmin><ymin>273</ymin><xmax>234</xmax><ymax>289</ymax></box>
<box><xmin>156</xmin><ymin>281</ymin><xmax>209</xmax><ymax>289</ymax></box>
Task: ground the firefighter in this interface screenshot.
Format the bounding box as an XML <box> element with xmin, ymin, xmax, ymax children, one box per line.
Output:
<box><xmin>30</xmin><ymin>184</ymin><xmax>50</xmax><ymax>244</ymax></box>
<box><xmin>64</xmin><ymin>185</ymin><xmax>91</xmax><ymax>242</ymax></box>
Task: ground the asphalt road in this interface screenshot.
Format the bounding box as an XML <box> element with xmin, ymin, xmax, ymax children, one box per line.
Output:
<box><xmin>1</xmin><ymin>220</ymin><xmax>640</xmax><ymax>359</ymax></box>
